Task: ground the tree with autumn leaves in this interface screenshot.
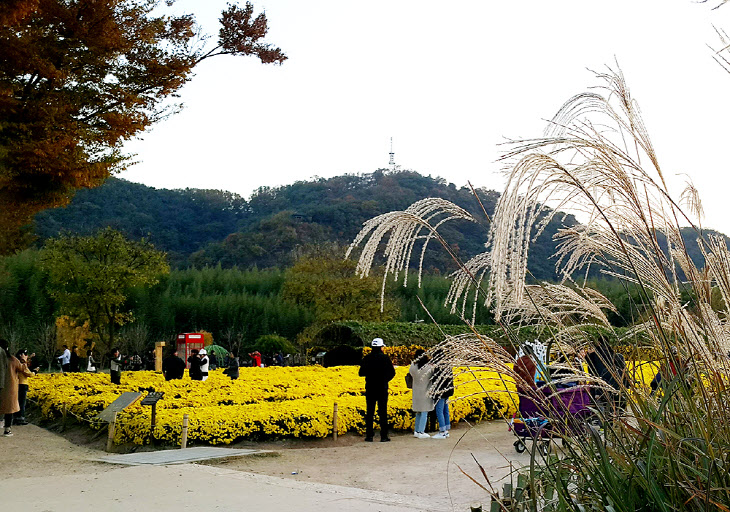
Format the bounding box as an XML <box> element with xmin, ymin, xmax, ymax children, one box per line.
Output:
<box><xmin>40</xmin><ymin>228</ymin><xmax>169</xmax><ymax>356</ymax></box>
<box><xmin>0</xmin><ymin>0</ymin><xmax>286</xmax><ymax>252</ymax></box>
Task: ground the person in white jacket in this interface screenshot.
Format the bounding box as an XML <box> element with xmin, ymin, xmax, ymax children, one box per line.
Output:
<box><xmin>409</xmin><ymin>349</ymin><xmax>434</xmax><ymax>439</ymax></box>
<box><xmin>199</xmin><ymin>349</ymin><xmax>210</xmax><ymax>381</ymax></box>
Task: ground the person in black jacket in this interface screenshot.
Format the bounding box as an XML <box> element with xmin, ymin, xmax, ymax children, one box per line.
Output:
<box><xmin>586</xmin><ymin>337</ymin><xmax>628</xmax><ymax>411</ymax></box>
<box><xmin>69</xmin><ymin>345</ymin><xmax>80</xmax><ymax>372</ymax></box>
<box><xmin>109</xmin><ymin>348</ymin><xmax>123</xmax><ymax>385</ymax></box>
<box><xmin>188</xmin><ymin>349</ymin><xmax>203</xmax><ymax>381</ymax></box>
<box><xmin>162</xmin><ymin>348</ymin><xmax>186</xmax><ymax>381</ymax></box>
<box><xmin>359</xmin><ymin>337</ymin><xmax>396</xmax><ymax>442</ymax></box>
<box><xmin>223</xmin><ymin>352</ymin><xmax>240</xmax><ymax>380</ymax></box>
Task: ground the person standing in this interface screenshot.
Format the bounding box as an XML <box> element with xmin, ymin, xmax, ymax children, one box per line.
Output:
<box><xmin>0</xmin><ymin>339</ymin><xmax>24</xmax><ymax>436</ymax></box>
<box><xmin>431</xmin><ymin>351</ymin><xmax>454</xmax><ymax>439</ymax></box>
<box><xmin>249</xmin><ymin>351</ymin><xmax>262</xmax><ymax>368</ymax></box>
<box><xmin>199</xmin><ymin>349</ymin><xmax>210</xmax><ymax>381</ymax></box>
<box><xmin>69</xmin><ymin>345</ymin><xmax>80</xmax><ymax>372</ymax></box>
<box><xmin>586</xmin><ymin>337</ymin><xmax>628</xmax><ymax>411</ymax></box>
<box><xmin>162</xmin><ymin>348</ymin><xmax>186</xmax><ymax>381</ymax></box>
<box><xmin>409</xmin><ymin>349</ymin><xmax>434</xmax><ymax>439</ymax></box>
<box><xmin>188</xmin><ymin>349</ymin><xmax>203</xmax><ymax>380</ymax></box>
<box><xmin>109</xmin><ymin>348</ymin><xmax>123</xmax><ymax>385</ymax></box>
<box><xmin>58</xmin><ymin>345</ymin><xmax>71</xmax><ymax>373</ymax></box>
<box><xmin>13</xmin><ymin>349</ymin><xmax>35</xmax><ymax>425</ymax></box>
<box><xmin>359</xmin><ymin>337</ymin><xmax>396</xmax><ymax>442</ymax></box>
<box><xmin>223</xmin><ymin>352</ymin><xmax>240</xmax><ymax>380</ymax></box>
<box><xmin>208</xmin><ymin>351</ymin><xmax>218</xmax><ymax>371</ymax></box>
<box><xmin>87</xmin><ymin>350</ymin><xmax>97</xmax><ymax>373</ymax></box>
<box><xmin>0</xmin><ymin>339</ymin><xmax>7</xmax><ymax>396</ymax></box>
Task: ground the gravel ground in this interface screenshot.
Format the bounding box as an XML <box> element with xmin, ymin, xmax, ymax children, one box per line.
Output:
<box><xmin>1</xmin><ymin>417</ymin><xmax>533</xmax><ymax>510</ymax></box>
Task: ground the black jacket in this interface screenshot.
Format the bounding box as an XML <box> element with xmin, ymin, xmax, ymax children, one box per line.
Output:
<box><xmin>162</xmin><ymin>355</ymin><xmax>186</xmax><ymax>380</ymax></box>
<box><xmin>587</xmin><ymin>344</ymin><xmax>626</xmax><ymax>390</ymax></box>
<box><xmin>432</xmin><ymin>365</ymin><xmax>454</xmax><ymax>399</ymax></box>
<box><xmin>359</xmin><ymin>349</ymin><xmax>396</xmax><ymax>394</ymax></box>
<box><xmin>188</xmin><ymin>356</ymin><xmax>203</xmax><ymax>380</ymax></box>
<box><xmin>223</xmin><ymin>356</ymin><xmax>240</xmax><ymax>380</ymax></box>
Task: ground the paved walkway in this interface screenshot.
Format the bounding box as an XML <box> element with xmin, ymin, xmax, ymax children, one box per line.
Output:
<box><xmin>1</xmin><ymin>463</ymin><xmax>452</xmax><ymax>512</ymax></box>
<box><xmin>97</xmin><ymin>446</ymin><xmax>267</xmax><ymax>465</ymax></box>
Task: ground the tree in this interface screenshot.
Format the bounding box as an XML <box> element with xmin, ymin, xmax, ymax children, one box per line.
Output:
<box><xmin>282</xmin><ymin>248</ymin><xmax>399</xmax><ymax>325</ymax></box>
<box><xmin>252</xmin><ymin>334</ymin><xmax>297</xmax><ymax>355</ymax></box>
<box><xmin>0</xmin><ymin>0</ymin><xmax>286</xmax><ymax>251</ymax></box>
<box><xmin>40</xmin><ymin>228</ymin><xmax>169</xmax><ymax>354</ymax></box>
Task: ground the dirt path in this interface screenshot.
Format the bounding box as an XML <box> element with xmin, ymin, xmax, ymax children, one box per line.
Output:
<box><xmin>1</xmin><ymin>419</ymin><xmax>532</xmax><ymax>509</ymax></box>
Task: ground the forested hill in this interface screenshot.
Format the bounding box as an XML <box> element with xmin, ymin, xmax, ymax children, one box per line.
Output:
<box><xmin>33</xmin><ymin>170</ymin><xmax>721</xmax><ymax>279</ymax></box>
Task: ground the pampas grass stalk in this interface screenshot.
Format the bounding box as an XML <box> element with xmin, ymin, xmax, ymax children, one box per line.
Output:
<box><xmin>350</xmin><ymin>66</ymin><xmax>730</xmax><ymax>511</ymax></box>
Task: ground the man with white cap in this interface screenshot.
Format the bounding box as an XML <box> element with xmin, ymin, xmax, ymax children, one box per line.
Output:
<box><xmin>359</xmin><ymin>337</ymin><xmax>396</xmax><ymax>442</ymax></box>
<box><xmin>199</xmin><ymin>349</ymin><xmax>210</xmax><ymax>381</ymax></box>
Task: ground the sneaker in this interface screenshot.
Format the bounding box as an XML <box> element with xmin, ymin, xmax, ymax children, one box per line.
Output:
<box><xmin>364</xmin><ymin>437</ymin><xmax>374</xmax><ymax>442</ymax></box>
<box><xmin>433</xmin><ymin>432</ymin><xmax>450</xmax><ymax>439</ymax></box>
<box><xmin>380</xmin><ymin>437</ymin><xmax>391</xmax><ymax>442</ymax></box>
<box><xmin>3</xmin><ymin>431</ymin><xmax>12</xmax><ymax>437</ymax></box>
<box><xmin>414</xmin><ymin>432</ymin><xmax>430</xmax><ymax>439</ymax></box>
<box><xmin>15</xmin><ymin>419</ymin><xmax>28</xmax><ymax>426</ymax></box>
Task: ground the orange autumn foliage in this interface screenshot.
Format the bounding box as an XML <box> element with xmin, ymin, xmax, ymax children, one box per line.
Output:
<box><xmin>0</xmin><ymin>0</ymin><xmax>286</xmax><ymax>251</ymax></box>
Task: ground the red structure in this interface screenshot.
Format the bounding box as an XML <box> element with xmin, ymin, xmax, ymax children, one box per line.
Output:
<box><xmin>177</xmin><ymin>333</ymin><xmax>205</xmax><ymax>368</ymax></box>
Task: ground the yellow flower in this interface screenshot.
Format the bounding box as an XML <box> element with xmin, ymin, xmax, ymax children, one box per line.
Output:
<box><xmin>29</xmin><ymin>365</ymin><xmax>519</xmax><ymax>446</ymax></box>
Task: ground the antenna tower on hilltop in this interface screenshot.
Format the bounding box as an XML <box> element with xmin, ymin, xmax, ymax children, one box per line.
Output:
<box><xmin>388</xmin><ymin>137</ymin><xmax>400</xmax><ymax>172</ymax></box>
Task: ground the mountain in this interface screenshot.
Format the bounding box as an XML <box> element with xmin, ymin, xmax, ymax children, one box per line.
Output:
<box><xmin>36</xmin><ymin>170</ymin><xmax>724</xmax><ymax>281</ymax></box>
<box><xmin>34</xmin><ymin>179</ymin><xmax>247</xmax><ymax>267</ymax></box>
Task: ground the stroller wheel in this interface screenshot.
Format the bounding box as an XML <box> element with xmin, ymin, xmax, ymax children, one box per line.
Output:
<box><xmin>514</xmin><ymin>440</ymin><xmax>527</xmax><ymax>453</ymax></box>
<box><xmin>540</xmin><ymin>441</ymin><xmax>551</xmax><ymax>456</ymax></box>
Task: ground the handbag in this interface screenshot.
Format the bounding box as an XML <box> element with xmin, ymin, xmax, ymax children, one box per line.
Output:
<box><xmin>405</xmin><ymin>372</ymin><xmax>413</xmax><ymax>389</ymax></box>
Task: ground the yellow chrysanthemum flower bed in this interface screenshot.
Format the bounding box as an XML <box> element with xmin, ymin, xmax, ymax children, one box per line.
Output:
<box><xmin>28</xmin><ymin>365</ymin><xmax>517</xmax><ymax>446</ymax></box>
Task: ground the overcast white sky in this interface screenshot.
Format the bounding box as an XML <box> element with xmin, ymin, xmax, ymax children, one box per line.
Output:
<box><xmin>121</xmin><ymin>0</ymin><xmax>730</xmax><ymax>232</ymax></box>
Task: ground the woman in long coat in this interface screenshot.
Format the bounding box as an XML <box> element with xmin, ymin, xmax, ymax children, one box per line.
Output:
<box><xmin>0</xmin><ymin>343</ymin><xmax>24</xmax><ymax>437</ymax></box>
<box><xmin>409</xmin><ymin>348</ymin><xmax>434</xmax><ymax>439</ymax></box>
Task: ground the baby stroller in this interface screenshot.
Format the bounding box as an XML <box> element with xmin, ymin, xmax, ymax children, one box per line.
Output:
<box><xmin>510</xmin><ymin>384</ymin><xmax>595</xmax><ymax>455</ymax></box>
<box><xmin>509</xmin><ymin>388</ymin><xmax>554</xmax><ymax>455</ymax></box>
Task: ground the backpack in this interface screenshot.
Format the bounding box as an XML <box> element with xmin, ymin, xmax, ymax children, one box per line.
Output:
<box><xmin>405</xmin><ymin>372</ymin><xmax>413</xmax><ymax>389</ymax></box>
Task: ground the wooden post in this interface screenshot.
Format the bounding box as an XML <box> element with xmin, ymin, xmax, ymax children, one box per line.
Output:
<box><xmin>150</xmin><ymin>402</ymin><xmax>157</xmax><ymax>441</ymax></box>
<box><xmin>333</xmin><ymin>402</ymin><xmax>338</xmax><ymax>441</ymax></box>
<box><xmin>62</xmin><ymin>404</ymin><xmax>67</xmax><ymax>431</ymax></box>
<box><xmin>181</xmin><ymin>413</ymin><xmax>189</xmax><ymax>449</ymax></box>
<box><xmin>154</xmin><ymin>341</ymin><xmax>166</xmax><ymax>373</ymax></box>
<box><xmin>106</xmin><ymin>412</ymin><xmax>117</xmax><ymax>452</ymax></box>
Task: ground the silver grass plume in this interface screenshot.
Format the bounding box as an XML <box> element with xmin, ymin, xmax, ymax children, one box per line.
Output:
<box><xmin>346</xmin><ymin>198</ymin><xmax>475</xmax><ymax>309</ymax></box>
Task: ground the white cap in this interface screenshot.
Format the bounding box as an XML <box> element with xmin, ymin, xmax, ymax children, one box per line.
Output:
<box><xmin>199</xmin><ymin>349</ymin><xmax>207</xmax><ymax>355</ymax></box>
<box><xmin>371</xmin><ymin>338</ymin><xmax>385</xmax><ymax>347</ymax></box>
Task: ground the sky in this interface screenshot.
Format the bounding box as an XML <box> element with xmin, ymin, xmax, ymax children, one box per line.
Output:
<box><xmin>121</xmin><ymin>0</ymin><xmax>730</xmax><ymax>232</ymax></box>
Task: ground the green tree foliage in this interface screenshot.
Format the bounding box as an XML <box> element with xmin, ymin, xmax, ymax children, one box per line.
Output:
<box><xmin>189</xmin><ymin>211</ymin><xmax>331</xmax><ymax>269</ymax></box>
<box><xmin>35</xmin><ymin>178</ymin><xmax>247</xmax><ymax>266</ymax></box>
<box><xmin>252</xmin><ymin>334</ymin><xmax>297</xmax><ymax>354</ymax></box>
<box><xmin>196</xmin><ymin>171</ymin><xmax>501</xmax><ymax>273</ymax></box>
<box><xmin>393</xmin><ymin>273</ymin><xmax>494</xmax><ymax>325</ymax></box>
<box><xmin>0</xmin><ymin>249</ymin><xmax>56</xmax><ymax>362</ymax></box>
<box><xmin>126</xmin><ymin>266</ymin><xmax>314</xmax><ymax>350</ymax></box>
<box><xmin>282</xmin><ymin>250</ymin><xmax>400</xmax><ymax>324</ymax></box>
<box><xmin>40</xmin><ymin>228</ymin><xmax>169</xmax><ymax>353</ymax></box>
<box><xmin>0</xmin><ymin>0</ymin><xmax>285</xmax><ymax>250</ymax></box>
